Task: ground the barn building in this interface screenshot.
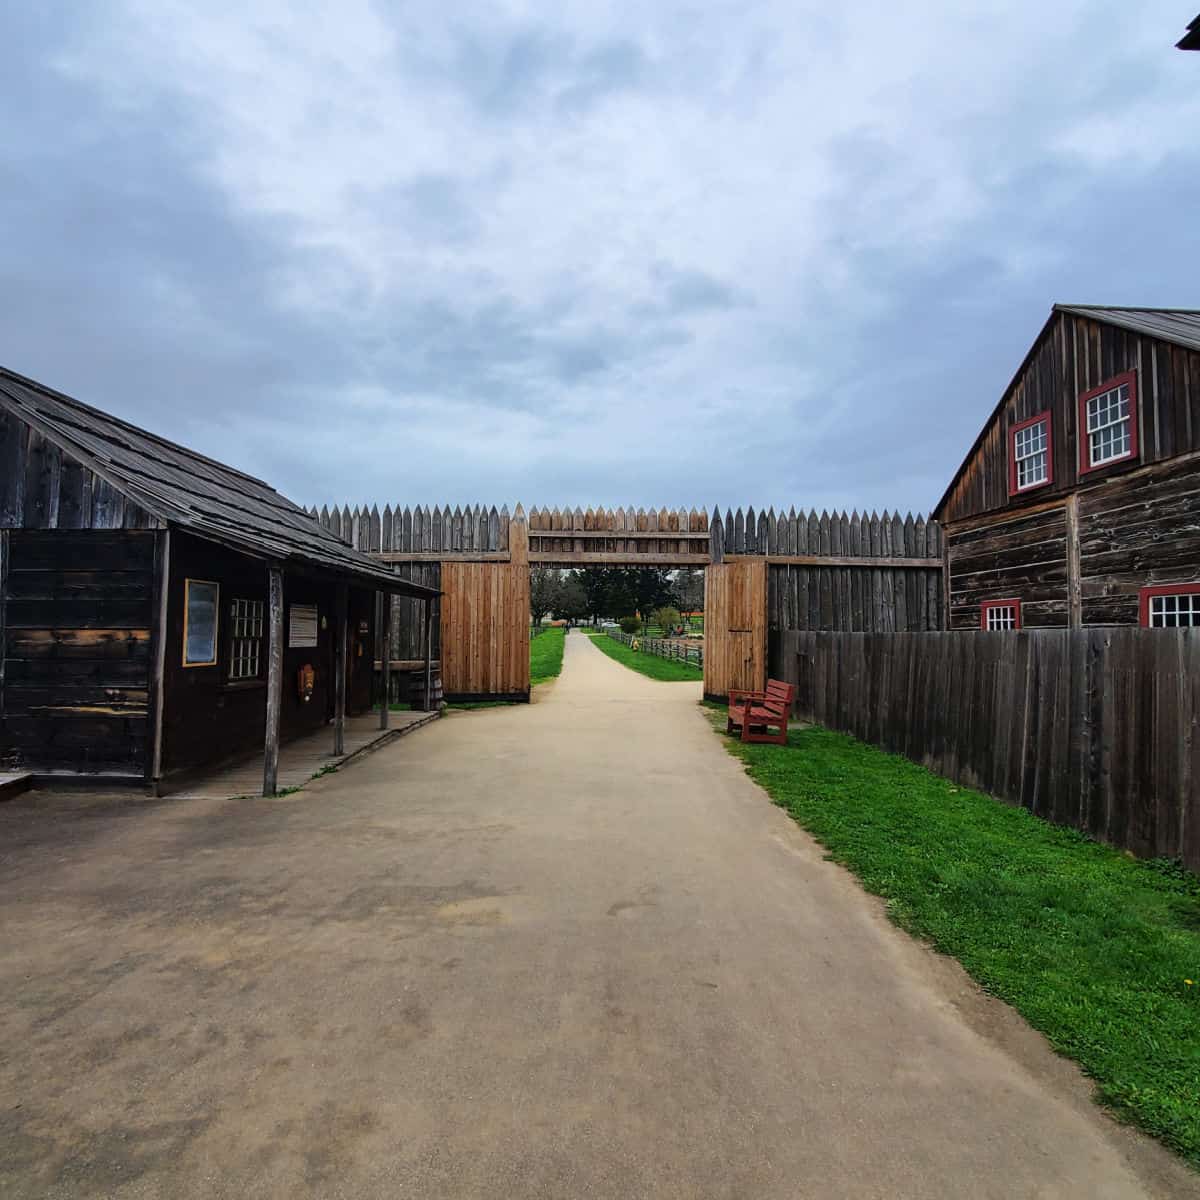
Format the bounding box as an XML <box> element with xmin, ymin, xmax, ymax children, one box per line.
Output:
<box><xmin>0</xmin><ymin>366</ymin><xmax>438</xmax><ymax>795</ymax></box>
<box><xmin>934</xmin><ymin>305</ymin><xmax>1200</xmax><ymax>631</ymax></box>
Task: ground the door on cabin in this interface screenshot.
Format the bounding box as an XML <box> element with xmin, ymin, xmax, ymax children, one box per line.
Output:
<box><xmin>703</xmin><ymin>558</ymin><xmax>767</xmax><ymax>700</ymax></box>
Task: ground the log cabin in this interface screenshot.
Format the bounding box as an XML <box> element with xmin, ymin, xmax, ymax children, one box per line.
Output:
<box><xmin>0</xmin><ymin>366</ymin><xmax>438</xmax><ymax>794</ymax></box>
<box><xmin>934</xmin><ymin>305</ymin><xmax>1200</xmax><ymax>631</ymax></box>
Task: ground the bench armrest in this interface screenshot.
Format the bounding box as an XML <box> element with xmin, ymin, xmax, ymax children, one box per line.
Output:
<box><xmin>728</xmin><ymin>689</ymin><xmax>767</xmax><ymax>706</ymax></box>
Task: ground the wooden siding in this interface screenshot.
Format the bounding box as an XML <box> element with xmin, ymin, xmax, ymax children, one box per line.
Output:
<box><xmin>947</xmin><ymin>505</ymin><xmax>1069</xmax><ymax>630</ymax></box>
<box><xmin>1</xmin><ymin>530</ymin><xmax>155</xmax><ymax>776</ymax></box>
<box><xmin>704</xmin><ymin>559</ymin><xmax>767</xmax><ymax>699</ymax></box>
<box><xmin>1078</xmin><ymin>455</ymin><xmax>1200</xmax><ymax>625</ymax></box>
<box><xmin>938</xmin><ymin>310</ymin><xmax>1200</xmax><ymax>524</ymax></box>
<box><xmin>159</xmin><ymin>533</ymin><xmax>375</xmax><ymax>778</ymax></box>
<box><xmin>0</xmin><ymin>406</ymin><xmax>158</xmax><ymax>530</ymax></box>
<box><xmin>439</xmin><ymin>562</ymin><xmax>530</xmax><ymax>699</ymax></box>
<box><xmin>778</xmin><ymin>629</ymin><xmax>1200</xmax><ymax>871</ymax></box>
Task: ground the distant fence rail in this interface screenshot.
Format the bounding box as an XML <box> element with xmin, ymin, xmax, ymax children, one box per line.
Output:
<box><xmin>606</xmin><ymin>629</ymin><xmax>703</xmax><ymax>670</ymax></box>
<box><xmin>778</xmin><ymin>629</ymin><xmax>1200</xmax><ymax>871</ymax></box>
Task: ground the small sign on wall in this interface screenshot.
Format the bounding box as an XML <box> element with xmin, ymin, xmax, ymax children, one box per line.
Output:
<box><xmin>289</xmin><ymin>604</ymin><xmax>319</xmax><ymax>648</ymax></box>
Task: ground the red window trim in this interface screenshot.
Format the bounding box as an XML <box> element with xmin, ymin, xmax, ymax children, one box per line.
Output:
<box><xmin>980</xmin><ymin>598</ymin><xmax>1022</xmax><ymax>630</ymax></box>
<box><xmin>1078</xmin><ymin>370</ymin><xmax>1138</xmax><ymax>476</ymax></box>
<box><xmin>1138</xmin><ymin>582</ymin><xmax>1200</xmax><ymax>627</ymax></box>
<box><xmin>1007</xmin><ymin>411</ymin><xmax>1054</xmax><ymax>497</ymax></box>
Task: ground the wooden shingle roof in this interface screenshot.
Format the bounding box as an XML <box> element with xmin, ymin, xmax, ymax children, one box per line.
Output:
<box><xmin>0</xmin><ymin>366</ymin><xmax>437</xmax><ymax>598</ymax></box>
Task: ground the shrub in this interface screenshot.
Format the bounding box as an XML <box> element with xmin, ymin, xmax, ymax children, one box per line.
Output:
<box><xmin>651</xmin><ymin>606</ymin><xmax>682</xmax><ymax>635</ymax></box>
<box><xmin>618</xmin><ymin>615</ymin><xmax>642</xmax><ymax>635</ymax></box>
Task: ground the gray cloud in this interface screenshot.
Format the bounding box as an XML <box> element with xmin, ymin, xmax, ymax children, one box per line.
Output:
<box><xmin>0</xmin><ymin>1</ymin><xmax>1197</xmax><ymax>517</ymax></box>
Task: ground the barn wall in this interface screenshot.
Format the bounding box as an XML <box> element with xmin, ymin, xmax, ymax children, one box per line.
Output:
<box><xmin>944</xmin><ymin>456</ymin><xmax>1200</xmax><ymax>629</ymax></box>
<box><xmin>938</xmin><ymin>312</ymin><xmax>1200</xmax><ymax>525</ymax></box>
<box><xmin>947</xmin><ymin>505</ymin><xmax>1070</xmax><ymax>630</ymax></box>
<box><xmin>1079</xmin><ymin>456</ymin><xmax>1200</xmax><ymax>625</ymax></box>
<box><xmin>0</xmin><ymin>406</ymin><xmax>159</xmax><ymax>530</ymax></box>
<box><xmin>1</xmin><ymin>530</ymin><xmax>155</xmax><ymax>776</ymax></box>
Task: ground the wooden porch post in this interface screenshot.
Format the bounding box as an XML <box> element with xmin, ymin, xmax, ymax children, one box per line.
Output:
<box><xmin>422</xmin><ymin>596</ymin><xmax>434</xmax><ymax>711</ymax></box>
<box><xmin>334</xmin><ymin>582</ymin><xmax>348</xmax><ymax>756</ymax></box>
<box><xmin>380</xmin><ymin>590</ymin><xmax>392</xmax><ymax>730</ymax></box>
<box><xmin>263</xmin><ymin>566</ymin><xmax>284</xmax><ymax>797</ymax></box>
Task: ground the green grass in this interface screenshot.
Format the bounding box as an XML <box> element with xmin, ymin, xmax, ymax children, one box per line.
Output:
<box><xmin>707</xmin><ymin>715</ymin><xmax>1200</xmax><ymax>1166</ymax></box>
<box><xmin>586</xmin><ymin>631</ymin><xmax>703</xmax><ymax>681</ymax></box>
<box><xmin>530</xmin><ymin>625</ymin><xmax>566</xmax><ymax>686</ymax></box>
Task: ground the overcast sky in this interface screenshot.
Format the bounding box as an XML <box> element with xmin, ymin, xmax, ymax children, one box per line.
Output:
<box><xmin>2</xmin><ymin>3</ymin><xmax>1197</xmax><ymax>517</ymax></box>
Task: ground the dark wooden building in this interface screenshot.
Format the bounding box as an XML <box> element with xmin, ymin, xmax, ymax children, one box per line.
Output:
<box><xmin>0</xmin><ymin>366</ymin><xmax>438</xmax><ymax>794</ymax></box>
<box><xmin>934</xmin><ymin>305</ymin><xmax>1200</xmax><ymax>631</ymax></box>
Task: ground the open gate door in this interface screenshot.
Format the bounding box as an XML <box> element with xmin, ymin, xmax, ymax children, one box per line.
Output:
<box><xmin>439</xmin><ymin>562</ymin><xmax>531</xmax><ymax>701</ymax></box>
<box><xmin>703</xmin><ymin>558</ymin><xmax>767</xmax><ymax>701</ymax></box>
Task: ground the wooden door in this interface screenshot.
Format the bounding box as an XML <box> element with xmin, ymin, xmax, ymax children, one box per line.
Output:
<box><xmin>439</xmin><ymin>562</ymin><xmax>531</xmax><ymax>700</ymax></box>
<box><xmin>703</xmin><ymin>559</ymin><xmax>767</xmax><ymax>700</ymax></box>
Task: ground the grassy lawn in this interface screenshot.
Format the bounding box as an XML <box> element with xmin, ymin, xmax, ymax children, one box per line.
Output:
<box><xmin>586</xmin><ymin>631</ymin><xmax>703</xmax><ymax>682</ymax></box>
<box><xmin>530</xmin><ymin>625</ymin><xmax>566</xmax><ymax>685</ymax></box>
<box><xmin>708</xmin><ymin>716</ymin><xmax>1200</xmax><ymax>1166</ymax></box>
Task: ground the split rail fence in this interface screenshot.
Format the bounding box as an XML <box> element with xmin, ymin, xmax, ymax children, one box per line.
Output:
<box><xmin>605</xmin><ymin>629</ymin><xmax>704</xmax><ymax>670</ymax></box>
<box><xmin>777</xmin><ymin>629</ymin><xmax>1200</xmax><ymax>870</ymax></box>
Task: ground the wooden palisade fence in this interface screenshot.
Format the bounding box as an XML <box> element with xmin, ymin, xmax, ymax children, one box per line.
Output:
<box><xmin>778</xmin><ymin>629</ymin><xmax>1200</xmax><ymax>870</ymax></box>
<box><xmin>311</xmin><ymin>503</ymin><xmax>945</xmax><ymax>699</ymax></box>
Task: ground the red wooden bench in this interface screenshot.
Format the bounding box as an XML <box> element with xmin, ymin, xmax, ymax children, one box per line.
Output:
<box><xmin>726</xmin><ymin>679</ymin><xmax>796</xmax><ymax>745</ymax></box>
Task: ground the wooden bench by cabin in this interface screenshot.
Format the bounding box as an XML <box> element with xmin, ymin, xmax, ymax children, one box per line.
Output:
<box><xmin>726</xmin><ymin>679</ymin><xmax>796</xmax><ymax>745</ymax></box>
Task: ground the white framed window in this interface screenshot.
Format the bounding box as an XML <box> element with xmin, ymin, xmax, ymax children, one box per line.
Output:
<box><xmin>1140</xmin><ymin>585</ymin><xmax>1200</xmax><ymax>628</ymax></box>
<box><xmin>1010</xmin><ymin>414</ymin><xmax>1051</xmax><ymax>493</ymax></box>
<box><xmin>981</xmin><ymin>599</ymin><xmax>1021</xmax><ymax>630</ymax></box>
<box><xmin>229</xmin><ymin>598</ymin><xmax>265</xmax><ymax>680</ymax></box>
<box><xmin>1079</xmin><ymin>372</ymin><xmax>1138</xmax><ymax>472</ymax></box>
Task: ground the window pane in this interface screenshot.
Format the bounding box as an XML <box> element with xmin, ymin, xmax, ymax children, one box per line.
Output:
<box><xmin>1148</xmin><ymin>593</ymin><xmax>1200</xmax><ymax>628</ymax></box>
<box><xmin>184</xmin><ymin>581</ymin><xmax>219</xmax><ymax>665</ymax></box>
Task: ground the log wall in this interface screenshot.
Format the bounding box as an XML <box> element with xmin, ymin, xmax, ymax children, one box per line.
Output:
<box><xmin>1</xmin><ymin>530</ymin><xmax>155</xmax><ymax>776</ymax></box>
<box><xmin>779</xmin><ymin>629</ymin><xmax>1200</xmax><ymax>870</ymax></box>
<box><xmin>946</xmin><ymin>456</ymin><xmax>1200</xmax><ymax>630</ymax></box>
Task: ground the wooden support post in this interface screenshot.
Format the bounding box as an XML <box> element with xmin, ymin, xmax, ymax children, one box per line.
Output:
<box><xmin>334</xmin><ymin>582</ymin><xmax>348</xmax><ymax>756</ymax></box>
<box><xmin>263</xmin><ymin>566</ymin><xmax>284</xmax><ymax>797</ymax></box>
<box><xmin>1065</xmin><ymin>494</ymin><xmax>1082</xmax><ymax>629</ymax></box>
<box><xmin>423</xmin><ymin>596</ymin><xmax>434</xmax><ymax>711</ymax></box>
<box><xmin>380</xmin><ymin>591</ymin><xmax>392</xmax><ymax>729</ymax></box>
<box><xmin>149</xmin><ymin>529</ymin><xmax>171</xmax><ymax>788</ymax></box>
<box><xmin>0</xmin><ymin>531</ymin><xmax>7</xmax><ymax>735</ymax></box>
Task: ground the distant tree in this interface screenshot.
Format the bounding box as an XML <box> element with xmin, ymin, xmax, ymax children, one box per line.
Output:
<box><xmin>618</xmin><ymin>615</ymin><xmax>642</xmax><ymax>635</ymax></box>
<box><xmin>630</xmin><ymin>568</ymin><xmax>679</xmax><ymax>617</ymax></box>
<box><xmin>673</xmin><ymin>569</ymin><xmax>704</xmax><ymax>614</ymax></box>
<box><xmin>530</xmin><ymin>567</ymin><xmax>562</xmax><ymax>626</ymax></box>
<box><xmin>556</xmin><ymin>574</ymin><xmax>590</xmax><ymax>624</ymax></box>
<box><xmin>578</xmin><ymin>569</ymin><xmax>610</xmax><ymax>625</ymax></box>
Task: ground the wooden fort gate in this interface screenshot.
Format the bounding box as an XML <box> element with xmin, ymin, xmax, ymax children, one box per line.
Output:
<box><xmin>311</xmin><ymin>503</ymin><xmax>945</xmax><ymax>702</ymax></box>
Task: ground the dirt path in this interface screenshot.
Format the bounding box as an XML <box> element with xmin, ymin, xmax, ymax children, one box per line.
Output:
<box><xmin>0</xmin><ymin>631</ymin><xmax>1192</xmax><ymax>1198</ymax></box>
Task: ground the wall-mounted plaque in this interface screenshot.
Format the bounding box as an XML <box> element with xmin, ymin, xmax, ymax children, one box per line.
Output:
<box><xmin>289</xmin><ymin>604</ymin><xmax>319</xmax><ymax>648</ymax></box>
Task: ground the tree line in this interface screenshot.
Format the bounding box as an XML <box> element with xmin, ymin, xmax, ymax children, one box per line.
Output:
<box><xmin>530</xmin><ymin>567</ymin><xmax>704</xmax><ymax>626</ymax></box>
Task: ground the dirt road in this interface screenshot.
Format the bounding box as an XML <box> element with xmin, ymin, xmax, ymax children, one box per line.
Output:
<box><xmin>0</xmin><ymin>632</ymin><xmax>1191</xmax><ymax>1197</ymax></box>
